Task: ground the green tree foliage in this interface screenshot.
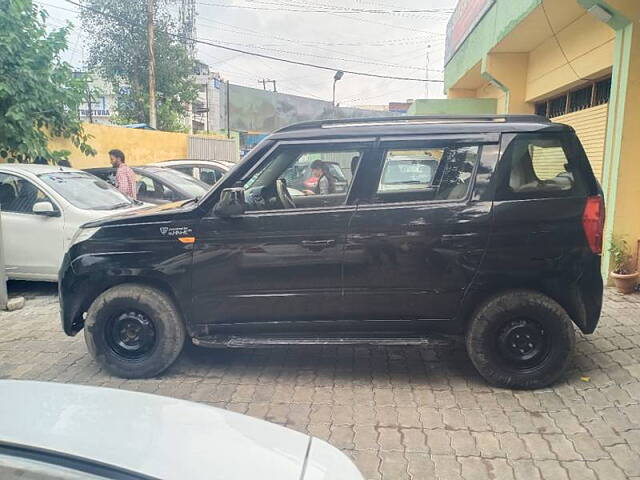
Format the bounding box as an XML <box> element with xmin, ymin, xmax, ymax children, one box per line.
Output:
<box><xmin>0</xmin><ymin>0</ymin><xmax>95</xmax><ymax>163</ymax></box>
<box><xmin>82</xmin><ymin>0</ymin><xmax>198</xmax><ymax>132</ymax></box>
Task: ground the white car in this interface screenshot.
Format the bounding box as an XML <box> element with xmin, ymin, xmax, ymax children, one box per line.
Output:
<box><xmin>0</xmin><ymin>164</ymin><xmax>145</xmax><ymax>282</ymax></box>
<box><xmin>0</xmin><ymin>381</ymin><xmax>364</xmax><ymax>480</ymax></box>
<box><xmin>149</xmin><ymin>159</ymin><xmax>235</xmax><ymax>186</ymax></box>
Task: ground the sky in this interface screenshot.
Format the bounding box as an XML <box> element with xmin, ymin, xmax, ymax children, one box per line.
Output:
<box><xmin>37</xmin><ymin>0</ymin><xmax>457</xmax><ymax>107</ymax></box>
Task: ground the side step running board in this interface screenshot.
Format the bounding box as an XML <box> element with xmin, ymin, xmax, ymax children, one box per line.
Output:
<box><xmin>192</xmin><ymin>334</ymin><xmax>452</xmax><ymax>348</ymax></box>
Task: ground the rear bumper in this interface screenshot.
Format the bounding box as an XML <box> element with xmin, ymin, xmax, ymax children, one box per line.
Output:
<box><xmin>577</xmin><ymin>254</ymin><xmax>603</xmax><ymax>334</ymax></box>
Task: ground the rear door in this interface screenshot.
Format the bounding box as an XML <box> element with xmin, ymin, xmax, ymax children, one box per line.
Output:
<box><xmin>342</xmin><ymin>134</ymin><xmax>499</xmax><ymax>325</ymax></box>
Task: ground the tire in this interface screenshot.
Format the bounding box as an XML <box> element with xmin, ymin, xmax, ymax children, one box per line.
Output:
<box><xmin>84</xmin><ymin>284</ymin><xmax>186</xmax><ymax>379</ymax></box>
<box><xmin>465</xmin><ymin>289</ymin><xmax>575</xmax><ymax>390</ymax></box>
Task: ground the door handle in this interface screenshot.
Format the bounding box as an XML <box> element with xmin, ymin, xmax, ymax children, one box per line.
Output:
<box><xmin>301</xmin><ymin>239</ymin><xmax>336</xmax><ymax>250</ymax></box>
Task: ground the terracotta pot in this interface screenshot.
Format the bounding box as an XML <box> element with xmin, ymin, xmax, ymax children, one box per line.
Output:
<box><xmin>610</xmin><ymin>271</ymin><xmax>639</xmax><ymax>294</ymax></box>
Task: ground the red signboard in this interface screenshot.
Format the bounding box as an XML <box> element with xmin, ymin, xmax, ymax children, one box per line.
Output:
<box><xmin>445</xmin><ymin>0</ymin><xmax>495</xmax><ymax>65</ymax></box>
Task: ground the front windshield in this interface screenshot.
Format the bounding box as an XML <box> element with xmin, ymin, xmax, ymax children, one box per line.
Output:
<box><xmin>39</xmin><ymin>172</ymin><xmax>134</xmax><ymax>210</ymax></box>
<box><xmin>151</xmin><ymin>168</ymin><xmax>209</xmax><ymax>198</ymax></box>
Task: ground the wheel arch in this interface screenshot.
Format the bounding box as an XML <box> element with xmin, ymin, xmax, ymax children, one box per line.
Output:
<box><xmin>71</xmin><ymin>275</ymin><xmax>192</xmax><ymax>336</ymax></box>
<box><xmin>457</xmin><ymin>277</ymin><xmax>589</xmax><ymax>333</ymax></box>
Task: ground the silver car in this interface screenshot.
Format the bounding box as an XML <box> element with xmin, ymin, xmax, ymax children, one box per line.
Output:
<box><xmin>0</xmin><ymin>164</ymin><xmax>145</xmax><ymax>281</ymax></box>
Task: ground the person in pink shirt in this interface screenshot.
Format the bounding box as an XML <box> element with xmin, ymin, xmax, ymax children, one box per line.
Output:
<box><xmin>108</xmin><ymin>149</ymin><xmax>137</xmax><ymax>199</ymax></box>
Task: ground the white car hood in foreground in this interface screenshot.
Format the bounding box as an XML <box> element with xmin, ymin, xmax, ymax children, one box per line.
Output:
<box><xmin>0</xmin><ymin>381</ymin><xmax>362</xmax><ymax>480</ymax></box>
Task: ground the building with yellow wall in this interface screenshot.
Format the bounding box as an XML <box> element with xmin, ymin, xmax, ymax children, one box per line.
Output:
<box><xmin>444</xmin><ymin>0</ymin><xmax>640</xmax><ymax>277</ymax></box>
<box><xmin>43</xmin><ymin>123</ymin><xmax>239</xmax><ymax>169</ymax></box>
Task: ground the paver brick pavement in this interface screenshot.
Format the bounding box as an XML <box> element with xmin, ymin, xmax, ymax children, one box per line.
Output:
<box><xmin>1</xmin><ymin>282</ymin><xmax>639</xmax><ymax>479</ymax></box>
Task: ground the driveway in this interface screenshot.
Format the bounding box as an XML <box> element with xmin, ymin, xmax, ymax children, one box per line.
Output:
<box><xmin>1</xmin><ymin>281</ymin><xmax>639</xmax><ymax>479</ymax></box>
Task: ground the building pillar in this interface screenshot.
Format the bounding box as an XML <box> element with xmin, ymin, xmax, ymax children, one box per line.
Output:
<box><xmin>481</xmin><ymin>53</ymin><xmax>534</xmax><ymax>114</ymax></box>
<box><xmin>578</xmin><ymin>0</ymin><xmax>640</xmax><ymax>276</ymax></box>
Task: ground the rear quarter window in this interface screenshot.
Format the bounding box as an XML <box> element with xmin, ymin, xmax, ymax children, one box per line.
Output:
<box><xmin>496</xmin><ymin>132</ymin><xmax>588</xmax><ymax>200</ymax></box>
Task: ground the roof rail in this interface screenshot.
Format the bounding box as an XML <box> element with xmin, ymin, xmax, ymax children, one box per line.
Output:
<box><xmin>274</xmin><ymin>114</ymin><xmax>551</xmax><ymax>133</ymax></box>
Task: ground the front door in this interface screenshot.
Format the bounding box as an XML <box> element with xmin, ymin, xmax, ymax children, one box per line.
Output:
<box><xmin>342</xmin><ymin>135</ymin><xmax>498</xmax><ymax>325</ymax></box>
<box><xmin>0</xmin><ymin>172</ymin><xmax>64</xmax><ymax>280</ymax></box>
<box><xmin>191</xmin><ymin>140</ymin><xmax>374</xmax><ymax>329</ymax></box>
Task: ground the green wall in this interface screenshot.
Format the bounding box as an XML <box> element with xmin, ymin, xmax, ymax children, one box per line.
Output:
<box><xmin>408</xmin><ymin>98</ymin><xmax>497</xmax><ymax>115</ymax></box>
<box><xmin>444</xmin><ymin>0</ymin><xmax>541</xmax><ymax>90</ymax></box>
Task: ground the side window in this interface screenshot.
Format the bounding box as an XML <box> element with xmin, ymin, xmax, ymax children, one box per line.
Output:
<box><xmin>502</xmin><ymin>133</ymin><xmax>582</xmax><ymax>197</ymax></box>
<box><xmin>280</xmin><ymin>152</ymin><xmax>353</xmax><ymax>195</ymax></box>
<box><xmin>136</xmin><ymin>175</ymin><xmax>171</xmax><ymax>200</ymax></box>
<box><xmin>242</xmin><ymin>145</ymin><xmax>365</xmax><ymax>211</ymax></box>
<box><xmin>173</xmin><ymin>166</ymin><xmax>194</xmax><ymax>178</ymax></box>
<box><xmin>0</xmin><ymin>173</ymin><xmax>52</xmax><ymax>214</ymax></box>
<box><xmin>374</xmin><ymin>144</ymin><xmax>479</xmax><ymax>203</ymax></box>
<box><xmin>200</xmin><ymin>167</ymin><xmax>221</xmax><ymax>185</ymax></box>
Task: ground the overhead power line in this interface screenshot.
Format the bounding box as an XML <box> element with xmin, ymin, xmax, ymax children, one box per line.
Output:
<box><xmin>198</xmin><ymin>1</ymin><xmax>453</xmax><ymax>15</ymax></box>
<box><xmin>62</xmin><ymin>0</ymin><xmax>444</xmax><ymax>83</ymax></box>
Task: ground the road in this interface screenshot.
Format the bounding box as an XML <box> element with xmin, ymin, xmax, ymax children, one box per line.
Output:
<box><xmin>1</xmin><ymin>281</ymin><xmax>639</xmax><ymax>480</ymax></box>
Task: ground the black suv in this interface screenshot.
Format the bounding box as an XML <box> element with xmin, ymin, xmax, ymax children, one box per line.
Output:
<box><xmin>60</xmin><ymin>115</ymin><xmax>605</xmax><ymax>389</ymax></box>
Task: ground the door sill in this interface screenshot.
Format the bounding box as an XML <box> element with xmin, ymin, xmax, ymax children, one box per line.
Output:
<box><xmin>192</xmin><ymin>332</ymin><xmax>453</xmax><ymax>348</ymax></box>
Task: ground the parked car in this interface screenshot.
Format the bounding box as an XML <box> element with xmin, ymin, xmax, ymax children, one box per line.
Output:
<box><xmin>0</xmin><ymin>164</ymin><xmax>145</xmax><ymax>282</ymax></box>
<box><xmin>378</xmin><ymin>154</ymin><xmax>439</xmax><ymax>192</ymax></box>
<box><xmin>85</xmin><ymin>165</ymin><xmax>209</xmax><ymax>204</ymax></box>
<box><xmin>149</xmin><ymin>159</ymin><xmax>235</xmax><ymax>185</ymax></box>
<box><xmin>0</xmin><ymin>380</ymin><xmax>363</xmax><ymax>480</ymax></box>
<box><xmin>61</xmin><ymin>115</ymin><xmax>605</xmax><ymax>389</ymax></box>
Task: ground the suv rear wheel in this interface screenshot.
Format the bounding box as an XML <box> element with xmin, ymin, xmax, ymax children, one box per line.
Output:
<box><xmin>466</xmin><ymin>290</ymin><xmax>575</xmax><ymax>389</ymax></box>
<box><xmin>84</xmin><ymin>284</ymin><xmax>186</xmax><ymax>378</ymax></box>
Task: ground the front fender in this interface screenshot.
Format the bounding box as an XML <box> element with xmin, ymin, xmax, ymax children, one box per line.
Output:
<box><xmin>60</xmin><ymin>244</ymin><xmax>194</xmax><ymax>336</ymax></box>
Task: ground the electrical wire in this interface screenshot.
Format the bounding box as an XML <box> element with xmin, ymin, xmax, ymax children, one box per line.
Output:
<box><xmin>540</xmin><ymin>3</ymin><xmax>596</xmax><ymax>83</ymax></box>
<box><xmin>62</xmin><ymin>0</ymin><xmax>444</xmax><ymax>83</ymax></box>
<box><xmin>198</xmin><ymin>1</ymin><xmax>453</xmax><ymax>15</ymax></box>
<box><xmin>194</xmin><ymin>17</ymin><xmax>443</xmax><ymax>73</ymax></box>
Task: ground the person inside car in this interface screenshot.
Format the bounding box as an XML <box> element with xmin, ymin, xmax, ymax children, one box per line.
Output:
<box><xmin>304</xmin><ymin>160</ymin><xmax>335</xmax><ymax>195</ymax></box>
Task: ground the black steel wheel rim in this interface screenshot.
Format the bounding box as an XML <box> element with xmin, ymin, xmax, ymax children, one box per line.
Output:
<box><xmin>106</xmin><ymin>311</ymin><xmax>156</xmax><ymax>360</ymax></box>
<box><xmin>496</xmin><ymin>318</ymin><xmax>550</xmax><ymax>371</ymax></box>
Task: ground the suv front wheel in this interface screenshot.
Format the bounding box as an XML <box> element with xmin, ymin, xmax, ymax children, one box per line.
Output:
<box><xmin>466</xmin><ymin>290</ymin><xmax>575</xmax><ymax>389</ymax></box>
<box><xmin>84</xmin><ymin>284</ymin><xmax>186</xmax><ymax>378</ymax></box>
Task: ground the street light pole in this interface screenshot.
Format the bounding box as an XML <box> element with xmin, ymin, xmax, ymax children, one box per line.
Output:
<box><xmin>332</xmin><ymin>70</ymin><xmax>344</xmax><ymax>107</ymax></box>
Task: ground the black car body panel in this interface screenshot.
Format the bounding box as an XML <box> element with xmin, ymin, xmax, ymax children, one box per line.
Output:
<box><xmin>61</xmin><ymin>116</ymin><xmax>603</xmax><ymax>342</ymax></box>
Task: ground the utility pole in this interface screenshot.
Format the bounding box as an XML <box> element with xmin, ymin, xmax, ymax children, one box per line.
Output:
<box><xmin>425</xmin><ymin>44</ymin><xmax>431</xmax><ymax>99</ymax></box>
<box><xmin>86</xmin><ymin>85</ymin><xmax>93</xmax><ymax>124</ymax></box>
<box><xmin>147</xmin><ymin>0</ymin><xmax>157</xmax><ymax>129</ymax></box>
<box><xmin>226</xmin><ymin>80</ymin><xmax>230</xmax><ymax>138</ymax></box>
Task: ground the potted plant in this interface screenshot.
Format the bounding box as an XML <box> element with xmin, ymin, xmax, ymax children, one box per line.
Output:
<box><xmin>609</xmin><ymin>236</ymin><xmax>639</xmax><ymax>294</ymax></box>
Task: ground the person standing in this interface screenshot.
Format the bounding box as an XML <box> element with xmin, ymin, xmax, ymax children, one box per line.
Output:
<box><xmin>109</xmin><ymin>149</ymin><xmax>137</xmax><ymax>199</ymax></box>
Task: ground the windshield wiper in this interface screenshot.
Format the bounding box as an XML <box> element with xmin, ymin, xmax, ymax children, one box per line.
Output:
<box><xmin>109</xmin><ymin>202</ymin><xmax>132</xmax><ymax>210</ymax></box>
<box><xmin>181</xmin><ymin>197</ymin><xmax>200</xmax><ymax>207</ymax></box>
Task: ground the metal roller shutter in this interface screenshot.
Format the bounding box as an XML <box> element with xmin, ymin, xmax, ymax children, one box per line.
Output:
<box><xmin>550</xmin><ymin>104</ymin><xmax>609</xmax><ymax>180</ymax></box>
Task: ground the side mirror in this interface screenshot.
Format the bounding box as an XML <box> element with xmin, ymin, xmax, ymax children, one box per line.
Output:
<box><xmin>214</xmin><ymin>187</ymin><xmax>246</xmax><ymax>218</ymax></box>
<box><xmin>32</xmin><ymin>201</ymin><xmax>59</xmax><ymax>217</ymax></box>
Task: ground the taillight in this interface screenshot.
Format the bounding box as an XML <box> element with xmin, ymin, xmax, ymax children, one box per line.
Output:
<box><xmin>582</xmin><ymin>195</ymin><xmax>605</xmax><ymax>254</ymax></box>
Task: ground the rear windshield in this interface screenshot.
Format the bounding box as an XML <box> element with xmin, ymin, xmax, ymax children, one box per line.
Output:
<box><xmin>39</xmin><ymin>172</ymin><xmax>135</xmax><ymax>210</ymax></box>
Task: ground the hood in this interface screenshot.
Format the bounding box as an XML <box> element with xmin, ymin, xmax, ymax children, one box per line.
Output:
<box><xmin>0</xmin><ymin>381</ymin><xmax>362</xmax><ymax>480</ymax></box>
<box><xmin>84</xmin><ymin>199</ymin><xmax>197</xmax><ymax>228</ymax></box>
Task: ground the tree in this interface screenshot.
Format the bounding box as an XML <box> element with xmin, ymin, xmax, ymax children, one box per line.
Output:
<box><xmin>81</xmin><ymin>0</ymin><xmax>198</xmax><ymax>132</ymax></box>
<box><xmin>0</xmin><ymin>0</ymin><xmax>95</xmax><ymax>163</ymax></box>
